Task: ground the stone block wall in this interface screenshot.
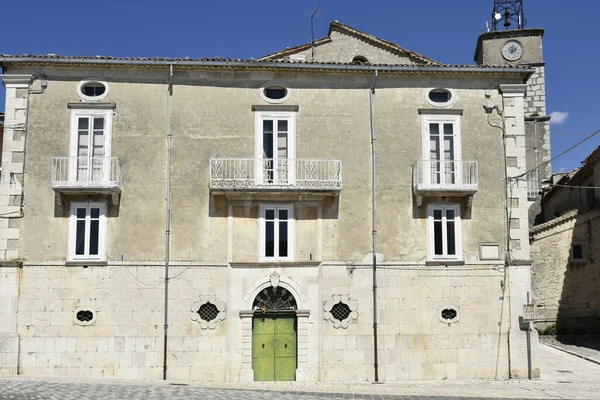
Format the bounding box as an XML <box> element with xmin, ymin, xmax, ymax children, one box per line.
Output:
<box><xmin>320</xmin><ymin>264</ymin><xmax>511</xmax><ymax>381</ymax></box>
<box><xmin>16</xmin><ymin>264</ymin><xmax>229</xmax><ymax>380</ymax></box>
<box><xmin>524</xmin><ymin>67</ymin><xmax>546</xmax><ymax>116</ymax></box>
<box><xmin>13</xmin><ymin>261</ymin><xmax>524</xmax><ymax>382</ymax></box>
<box><xmin>531</xmin><ymin>209</ymin><xmax>600</xmax><ymax>327</ymax></box>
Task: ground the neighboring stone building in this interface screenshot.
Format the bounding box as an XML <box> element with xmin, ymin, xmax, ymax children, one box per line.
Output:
<box><xmin>0</xmin><ymin>9</ymin><xmax>546</xmax><ymax>382</ymax></box>
<box><xmin>531</xmin><ymin>147</ymin><xmax>600</xmax><ymax>334</ymax></box>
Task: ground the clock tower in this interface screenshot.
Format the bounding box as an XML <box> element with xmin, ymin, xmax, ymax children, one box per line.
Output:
<box><xmin>474</xmin><ymin>0</ymin><xmax>550</xmax><ymax>223</ymax></box>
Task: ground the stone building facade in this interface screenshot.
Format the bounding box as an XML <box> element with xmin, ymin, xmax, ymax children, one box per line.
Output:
<box><xmin>530</xmin><ymin>147</ymin><xmax>600</xmax><ymax>333</ymax></box>
<box><xmin>0</xmin><ymin>19</ymin><xmax>543</xmax><ymax>381</ymax></box>
<box><xmin>474</xmin><ymin>28</ymin><xmax>551</xmax><ymax>222</ymax></box>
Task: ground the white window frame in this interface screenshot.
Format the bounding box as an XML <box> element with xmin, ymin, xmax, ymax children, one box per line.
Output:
<box><xmin>421</xmin><ymin>114</ymin><xmax>461</xmax><ymax>186</ymax></box>
<box><xmin>76</xmin><ymin>78</ymin><xmax>110</xmax><ymax>102</ymax></box>
<box><xmin>69</xmin><ymin>109</ymin><xmax>113</xmax><ymax>183</ymax></box>
<box><xmin>70</xmin><ymin>109</ymin><xmax>113</xmax><ymax>158</ymax></box>
<box><xmin>68</xmin><ymin>201</ymin><xmax>108</xmax><ymax>261</ymax></box>
<box><xmin>259</xmin><ymin>81</ymin><xmax>291</xmax><ymax>104</ymax></box>
<box><xmin>427</xmin><ymin>203</ymin><xmax>462</xmax><ymax>261</ymax></box>
<box><xmin>259</xmin><ymin>203</ymin><xmax>294</xmax><ymax>262</ymax></box>
<box><xmin>254</xmin><ymin>111</ymin><xmax>296</xmax><ymax>185</ymax></box>
<box><xmin>424</xmin><ymin>88</ymin><xmax>457</xmax><ymax>108</ymax></box>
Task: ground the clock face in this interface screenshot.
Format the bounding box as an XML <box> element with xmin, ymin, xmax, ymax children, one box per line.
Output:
<box><xmin>502</xmin><ymin>41</ymin><xmax>523</xmax><ymax>61</ymax></box>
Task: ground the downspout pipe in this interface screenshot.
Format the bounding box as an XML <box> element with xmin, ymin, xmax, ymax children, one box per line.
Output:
<box><xmin>369</xmin><ymin>70</ymin><xmax>379</xmax><ymax>383</ymax></box>
<box><xmin>162</xmin><ymin>64</ymin><xmax>173</xmax><ymax>381</ymax></box>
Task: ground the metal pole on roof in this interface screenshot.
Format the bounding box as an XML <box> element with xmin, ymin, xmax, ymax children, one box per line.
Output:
<box><xmin>311</xmin><ymin>5</ymin><xmax>321</xmax><ymax>61</ymax></box>
<box><xmin>162</xmin><ymin>64</ymin><xmax>173</xmax><ymax>381</ymax></box>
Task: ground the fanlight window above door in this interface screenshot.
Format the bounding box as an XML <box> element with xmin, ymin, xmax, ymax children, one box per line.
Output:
<box><xmin>253</xmin><ymin>286</ymin><xmax>297</xmax><ymax>313</ymax></box>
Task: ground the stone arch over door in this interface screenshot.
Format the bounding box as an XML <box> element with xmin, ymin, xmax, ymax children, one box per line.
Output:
<box><xmin>239</xmin><ymin>272</ymin><xmax>310</xmax><ymax>382</ymax></box>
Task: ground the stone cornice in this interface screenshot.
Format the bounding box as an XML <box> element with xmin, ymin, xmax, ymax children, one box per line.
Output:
<box><xmin>67</xmin><ymin>102</ymin><xmax>116</xmax><ymax>110</ymax></box>
<box><xmin>418</xmin><ymin>108</ymin><xmax>463</xmax><ymax>116</ymax></box>
<box><xmin>1</xmin><ymin>74</ymin><xmax>33</xmax><ymax>88</ymax></box>
<box><xmin>499</xmin><ymin>84</ymin><xmax>528</xmax><ymax>95</ymax></box>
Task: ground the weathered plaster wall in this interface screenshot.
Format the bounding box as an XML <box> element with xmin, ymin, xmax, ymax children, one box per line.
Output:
<box><xmin>18</xmin><ymin>69</ymin><xmax>517</xmax><ymax>265</ymax></box>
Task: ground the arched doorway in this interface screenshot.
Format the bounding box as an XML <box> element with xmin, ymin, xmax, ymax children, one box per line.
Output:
<box><xmin>251</xmin><ymin>286</ymin><xmax>298</xmax><ymax>381</ymax></box>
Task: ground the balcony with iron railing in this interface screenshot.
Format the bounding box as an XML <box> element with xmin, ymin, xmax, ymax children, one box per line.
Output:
<box><xmin>209</xmin><ymin>158</ymin><xmax>342</xmax><ymax>198</ymax></box>
<box><xmin>52</xmin><ymin>157</ymin><xmax>122</xmax><ymax>204</ymax></box>
<box><xmin>413</xmin><ymin>160</ymin><xmax>478</xmax><ymax>206</ymax></box>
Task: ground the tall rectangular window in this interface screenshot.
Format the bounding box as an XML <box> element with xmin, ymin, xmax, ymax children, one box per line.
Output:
<box><xmin>427</xmin><ymin>204</ymin><xmax>461</xmax><ymax>260</ymax></box>
<box><xmin>255</xmin><ymin>111</ymin><xmax>295</xmax><ymax>185</ymax></box>
<box><xmin>69</xmin><ymin>202</ymin><xmax>107</xmax><ymax>261</ymax></box>
<box><xmin>69</xmin><ymin>109</ymin><xmax>112</xmax><ymax>184</ymax></box>
<box><xmin>260</xmin><ymin>204</ymin><xmax>293</xmax><ymax>261</ymax></box>
<box><xmin>422</xmin><ymin>115</ymin><xmax>460</xmax><ymax>186</ymax></box>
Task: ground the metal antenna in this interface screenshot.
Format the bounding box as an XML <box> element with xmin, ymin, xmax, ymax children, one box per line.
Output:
<box><xmin>311</xmin><ymin>5</ymin><xmax>321</xmax><ymax>61</ymax></box>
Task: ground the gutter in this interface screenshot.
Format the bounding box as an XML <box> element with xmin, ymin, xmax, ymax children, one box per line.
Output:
<box><xmin>0</xmin><ymin>56</ymin><xmax>534</xmax><ymax>76</ymax></box>
<box><xmin>369</xmin><ymin>70</ymin><xmax>379</xmax><ymax>383</ymax></box>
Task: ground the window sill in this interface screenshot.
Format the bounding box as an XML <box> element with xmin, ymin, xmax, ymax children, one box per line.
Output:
<box><xmin>65</xmin><ymin>260</ymin><xmax>107</xmax><ymax>267</ymax></box>
<box><xmin>230</xmin><ymin>261</ymin><xmax>321</xmax><ymax>268</ymax></box>
<box><xmin>425</xmin><ymin>260</ymin><xmax>465</xmax><ymax>266</ymax></box>
<box><xmin>569</xmin><ymin>260</ymin><xmax>587</xmax><ymax>267</ymax></box>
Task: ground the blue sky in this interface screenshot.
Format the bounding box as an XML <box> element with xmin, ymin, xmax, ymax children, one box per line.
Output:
<box><xmin>1</xmin><ymin>0</ymin><xmax>597</xmax><ymax>173</ymax></box>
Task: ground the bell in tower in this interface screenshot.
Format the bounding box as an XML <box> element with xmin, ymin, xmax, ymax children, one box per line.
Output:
<box><xmin>491</xmin><ymin>0</ymin><xmax>526</xmax><ymax>30</ymax></box>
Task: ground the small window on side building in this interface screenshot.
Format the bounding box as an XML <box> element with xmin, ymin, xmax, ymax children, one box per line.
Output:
<box><xmin>571</xmin><ymin>243</ymin><xmax>585</xmax><ymax>263</ymax></box>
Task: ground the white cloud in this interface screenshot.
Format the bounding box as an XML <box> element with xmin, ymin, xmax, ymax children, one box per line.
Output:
<box><xmin>550</xmin><ymin>111</ymin><xmax>569</xmax><ymax>124</ymax></box>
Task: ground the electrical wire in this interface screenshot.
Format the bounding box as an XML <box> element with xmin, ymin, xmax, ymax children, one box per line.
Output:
<box><xmin>551</xmin><ymin>183</ymin><xmax>600</xmax><ymax>190</ymax></box>
<box><xmin>109</xmin><ymin>214</ymin><xmax>194</xmax><ymax>287</ymax></box>
<box><xmin>514</xmin><ymin>128</ymin><xmax>600</xmax><ymax>180</ymax></box>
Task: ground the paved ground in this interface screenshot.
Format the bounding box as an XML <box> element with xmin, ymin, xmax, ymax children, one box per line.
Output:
<box><xmin>539</xmin><ymin>335</ymin><xmax>600</xmax><ymax>364</ymax></box>
<box><xmin>2</xmin><ymin>344</ymin><xmax>600</xmax><ymax>400</ymax></box>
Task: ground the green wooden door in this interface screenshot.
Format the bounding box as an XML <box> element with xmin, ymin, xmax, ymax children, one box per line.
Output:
<box><xmin>252</xmin><ymin>315</ymin><xmax>297</xmax><ymax>381</ymax></box>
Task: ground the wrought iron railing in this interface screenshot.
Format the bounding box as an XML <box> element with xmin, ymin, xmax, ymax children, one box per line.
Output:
<box><xmin>52</xmin><ymin>157</ymin><xmax>122</xmax><ymax>190</ymax></box>
<box><xmin>210</xmin><ymin>158</ymin><xmax>342</xmax><ymax>190</ymax></box>
<box><xmin>413</xmin><ymin>160</ymin><xmax>478</xmax><ymax>193</ymax></box>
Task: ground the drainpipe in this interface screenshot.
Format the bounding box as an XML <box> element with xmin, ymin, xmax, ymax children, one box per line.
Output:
<box><xmin>162</xmin><ymin>65</ymin><xmax>173</xmax><ymax>381</ymax></box>
<box><xmin>369</xmin><ymin>70</ymin><xmax>379</xmax><ymax>383</ymax></box>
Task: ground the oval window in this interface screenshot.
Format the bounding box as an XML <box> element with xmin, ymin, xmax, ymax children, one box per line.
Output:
<box><xmin>77</xmin><ymin>79</ymin><xmax>109</xmax><ymax>101</ymax></box>
<box><xmin>264</xmin><ymin>86</ymin><xmax>287</xmax><ymax>100</ymax></box>
<box><xmin>441</xmin><ymin>308</ymin><xmax>457</xmax><ymax>321</ymax></box>
<box><xmin>429</xmin><ymin>89</ymin><xmax>452</xmax><ymax>103</ymax></box>
<box><xmin>82</xmin><ymin>82</ymin><xmax>106</xmax><ymax>97</ymax></box>
<box><xmin>438</xmin><ymin>305</ymin><xmax>460</xmax><ymax>324</ymax></box>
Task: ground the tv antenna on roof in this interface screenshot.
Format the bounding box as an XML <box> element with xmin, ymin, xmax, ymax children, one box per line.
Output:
<box><xmin>311</xmin><ymin>5</ymin><xmax>321</xmax><ymax>62</ymax></box>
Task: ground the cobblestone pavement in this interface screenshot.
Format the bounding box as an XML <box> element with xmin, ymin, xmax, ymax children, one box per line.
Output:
<box><xmin>1</xmin><ymin>344</ymin><xmax>600</xmax><ymax>400</ymax></box>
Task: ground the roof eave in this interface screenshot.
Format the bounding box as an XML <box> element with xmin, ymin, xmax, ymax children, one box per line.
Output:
<box><xmin>0</xmin><ymin>57</ymin><xmax>534</xmax><ymax>77</ymax></box>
